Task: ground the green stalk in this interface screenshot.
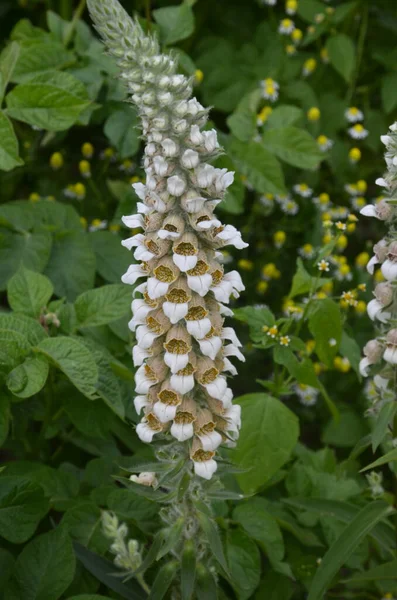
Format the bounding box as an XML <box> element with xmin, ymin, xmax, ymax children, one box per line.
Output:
<box><xmin>64</xmin><ymin>0</ymin><xmax>87</xmax><ymax>46</ymax></box>
<box><xmin>346</xmin><ymin>0</ymin><xmax>369</xmax><ymax>105</ymax></box>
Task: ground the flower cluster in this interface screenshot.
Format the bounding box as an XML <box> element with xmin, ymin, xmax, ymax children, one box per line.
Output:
<box><xmin>88</xmin><ymin>0</ymin><xmax>245</xmax><ymax>479</ymax></box>
<box><xmin>359</xmin><ymin>123</ymin><xmax>397</xmax><ymax>400</ymax></box>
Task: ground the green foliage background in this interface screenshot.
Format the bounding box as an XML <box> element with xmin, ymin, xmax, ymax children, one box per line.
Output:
<box><xmin>1</xmin><ymin>0</ymin><xmax>397</xmax><ymax>598</ymax></box>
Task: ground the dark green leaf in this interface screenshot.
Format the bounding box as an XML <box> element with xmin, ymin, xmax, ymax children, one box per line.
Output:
<box><xmin>262</xmin><ymin>127</ymin><xmax>323</xmax><ymax>169</ymax></box>
<box><xmin>0</xmin><ymin>111</ymin><xmax>23</xmax><ymax>171</ymax></box>
<box><xmin>372</xmin><ymin>401</ymin><xmax>397</xmax><ymax>452</ymax></box>
<box><xmin>228</xmin><ymin>138</ymin><xmax>285</xmax><ymax>195</ymax></box>
<box><xmin>75</xmin><ymin>284</ymin><xmax>131</xmax><ymax>328</ymax></box>
<box><xmin>6</xmin><ymin>355</ymin><xmax>49</xmax><ymax>399</ymax></box>
<box><xmin>326</xmin><ymin>34</ymin><xmax>356</xmax><ymax>82</ymax></box>
<box><xmin>181</xmin><ymin>540</ymin><xmax>196</xmax><ymax>600</ymax></box>
<box><xmin>7</xmin><ymin>265</ymin><xmax>53</xmax><ymax>317</ymax></box>
<box><xmin>226</xmin><ymin>528</ymin><xmax>261</xmax><ymax>600</ymax></box>
<box><xmin>153</xmin><ymin>4</ymin><xmax>195</xmax><ymax>45</ymax></box>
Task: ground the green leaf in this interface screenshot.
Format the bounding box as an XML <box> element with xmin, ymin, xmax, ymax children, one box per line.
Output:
<box><xmin>197</xmin><ymin>512</ymin><xmax>230</xmax><ymax>576</ymax></box>
<box><xmin>234</xmin><ymin>498</ymin><xmax>284</xmax><ymax>565</ymax></box>
<box><xmin>226</xmin><ymin>528</ymin><xmax>261</xmax><ymax>599</ymax></box>
<box><xmin>0</xmin><ymin>395</ymin><xmax>10</xmax><ymax>447</ymax></box>
<box><xmin>62</xmin><ymin>503</ymin><xmax>108</xmax><ymax>553</ymax></box>
<box><xmin>7</xmin><ymin>355</ymin><xmax>49</xmax><ymax>399</ymax></box>
<box><xmin>0</xmin><ymin>228</ymin><xmax>52</xmax><ymax>290</ymax></box>
<box><xmin>0</xmin><ymin>313</ymin><xmax>47</xmax><ymax>345</ymax></box>
<box><xmin>181</xmin><ymin>540</ymin><xmax>196</xmax><ymax>600</ymax></box>
<box><xmin>37</xmin><ymin>337</ymin><xmax>98</xmax><ymax>399</ymax></box>
<box><xmin>153</xmin><ymin>4</ymin><xmax>195</xmax><ymax>45</ymax></box>
<box><xmin>289</xmin><ymin>258</ymin><xmax>329</xmax><ymax>299</ymax></box>
<box><xmin>7</xmin><ymin>265</ymin><xmax>53</xmax><ymax>317</ymax></box>
<box><xmin>308</xmin><ymin>299</ymin><xmax>342</xmax><ymax>366</ymax></box>
<box><xmin>6</xmin><ymin>71</ymin><xmax>91</xmax><ymax>131</ymax></box>
<box><xmin>0</xmin><ymin>548</ymin><xmax>15</xmax><ymax>592</ymax></box>
<box><xmin>255</xmin><ymin>572</ymin><xmax>294</xmax><ymax>600</ymax></box>
<box><xmin>266</xmin><ymin>105</ymin><xmax>304</xmax><ymax>129</ymax></box>
<box><xmin>7</xmin><ymin>526</ymin><xmax>76</xmax><ymax>600</ymax></box>
<box><xmin>74</xmin><ymin>543</ymin><xmax>147</xmax><ymax>600</ymax></box>
<box><xmin>231</xmin><ymin>394</ymin><xmax>299</xmax><ymax>494</ymax></box>
<box><xmin>0</xmin><ymin>42</ymin><xmax>20</xmax><ymax>101</ymax></box>
<box><xmin>104</xmin><ymin>107</ymin><xmax>140</xmax><ymax>159</ymax></box>
<box><xmin>372</xmin><ymin>402</ymin><xmax>397</xmax><ymax>452</ymax></box>
<box><xmin>107</xmin><ymin>489</ymin><xmax>159</xmax><ymax>524</ymax></box>
<box><xmin>284</xmin><ymin>498</ymin><xmax>395</xmax><ymax>553</ymax></box>
<box><xmin>196</xmin><ymin>564</ymin><xmax>217</xmax><ymax>600</ymax></box>
<box><xmin>343</xmin><ymin>558</ymin><xmax>397</xmax><ymax>583</ymax></box>
<box><xmin>157</xmin><ymin>518</ymin><xmax>185</xmax><ymax>560</ymax></box>
<box><xmin>307</xmin><ymin>501</ymin><xmax>395</xmax><ymax>600</ymax></box>
<box><xmin>11</xmin><ymin>41</ymin><xmax>74</xmax><ymax>83</ymax></box>
<box><xmin>0</xmin><ymin>476</ymin><xmax>50</xmax><ymax>544</ymax></box>
<box><xmin>75</xmin><ymin>284</ymin><xmax>131</xmax><ymax>328</ymax></box>
<box><xmin>339</xmin><ymin>331</ymin><xmax>361</xmax><ymax>376</ymax></box>
<box><xmin>326</xmin><ymin>34</ymin><xmax>356</xmax><ymax>82</ymax></box>
<box><xmin>0</xmin><ymin>111</ymin><xmax>23</xmax><ymax>171</ymax></box>
<box><xmin>89</xmin><ymin>231</ymin><xmax>131</xmax><ymax>284</ymax></box>
<box><xmin>44</xmin><ymin>231</ymin><xmax>96</xmax><ymax>301</ymax></box>
<box><xmin>228</xmin><ymin>138</ymin><xmax>285</xmax><ymax>195</ymax></box>
<box><xmin>0</xmin><ymin>329</ymin><xmax>31</xmax><ymax>370</ymax></box>
<box><xmin>381</xmin><ymin>72</ymin><xmax>397</xmax><ymax>114</ymax></box>
<box><xmin>262</xmin><ymin>127</ymin><xmax>323</xmax><ymax>170</ymax></box>
<box><xmin>361</xmin><ymin>447</ymin><xmax>397</xmax><ymax>472</ymax></box>
<box><xmin>67</xmin><ymin>596</ymin><xmax>114</xmax><ymax>600</ymax></box>
<box><xmin>149</xmin><ymin>561</ymin><xmax>179</xmax><ymax>600</ymax></box>
<box><xmin>322</xmin><ymin>407</ymin><xmax>368</xmax><ymax>449</ymax></box>
<box><xmin>233</xmin><ymin>305</ymin><xmax>275</xmax><ymax>342</ymax></box>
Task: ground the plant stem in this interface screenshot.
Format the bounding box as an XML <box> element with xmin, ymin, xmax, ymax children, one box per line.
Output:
<box><xmin>347</xmin><ymin>0</ymin><xmax>369</xmax><ymax>105</ymax></box>
<box><xmin>145</xmin><ymin>0</ymin><xmax>152</xmax><ymax>31</ymax></box>
<box><xmin>64</xmin><ymin>0</ymin><xmax>87</xmax><ymax>46</ymax></box>
<box><xmin>137</xmin><ymin>574</ymin><xmax>151</xmax><ymax>594</ymax></box>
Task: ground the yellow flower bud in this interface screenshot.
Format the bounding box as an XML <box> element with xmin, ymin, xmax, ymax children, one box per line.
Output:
<box><xmin>257</xmin><ymin>281</ymin><xmax>269</xmax><ymax>294</ymax></box>
<box><xmin>273</xmin><ymin>230</ymin><xmax>286</xmax><ymax>247</ymax></box>
<box><xmin>82</xmin><ymin>142</ymin><xmax>94</xmax><ymax>158</ymax></box>
<box><xmin>29</xmin><ymin>192</ymin><xmax>40</xmax><ymax>203</ymax></box>
<box><xmin>50</xmin><ymin>152</ymin><xmax>64</xmax><ymax>170</ymax></box>
<box><xmin>307</xmin><ymin>107</ymin><xmax>320</xmax><ymax>121</ymax></box>
<box><xmin>349</xmin><ymin>147</ymin><xmax>361</xmax><ymax>163</ymax></box>
<box><xmin>74</xmin><ymin>182</ymin><xmax>86</xmax><ymax>200</ymax></box>
<box><xmin>195</xmin><ymin>69</ymin><xmax>204</xmax><ymax>84</ymax></box>
<box><xmin>238</xmin><ymin>259</ymin><xmax>254</xmax><ymax>271</ymax></box>
<box><xmin>79</xmin><ymin>160</ymin><xmax>91</xmax><ymax>178</ymax></box>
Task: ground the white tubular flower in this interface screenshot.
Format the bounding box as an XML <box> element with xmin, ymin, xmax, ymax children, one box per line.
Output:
<box><xmin>89</xmin><ymin>0</ymin><xmax>246</xmax><ymax>479</ymax></box>
<box><xmin>360</xmin><ymin>120</ymin><xmax>397</xmax><ymax>393</ymax></box>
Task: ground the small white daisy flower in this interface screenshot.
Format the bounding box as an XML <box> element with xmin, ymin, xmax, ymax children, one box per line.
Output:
<box><xmin>278</xmin><ymin>18</ymin><xmax>295</xmax><ymax>34</ymax></box>
<box><xmin>293</xmin><ymin>183</ymin><xmax>313</xmax><ymax>198</ymax></box>
<box><xmin>345</xmin><ymin>107</ymin><xmax>364</xmax><ymax>123</ymax></box>
<box><xmin>348</xmin><ymin>124</ymin><xmax>368</xmax><ymax>140</ymax></box>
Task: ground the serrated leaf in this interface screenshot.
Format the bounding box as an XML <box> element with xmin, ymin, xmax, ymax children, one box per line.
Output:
<box><xmin>7</xmin><ymin>265</ymin><xmax>53</xmax><ymax>317</ymax></box>
<box><xmin>0</xmin><ymin>111</ymin><xmax>23</xmax><ymax>171</ymax></box>
<box><xmin>6</xmin><ymin>71</ymin><xmax>91</xmax><ymax>131</ymax></box>
<box><xmin>228</xmin><ymin>138</ymin><xmax>285</xmax><ymax>195</ymax></box>
<box><xmin>37</xmin><ymin>337</ymin><xmax>98</xmax><ymax>399</ymax></box>
<box><xmin>262</xmin><ymin>127</ymin><xmax>323</xmax><ymax>169</ymax></box>
<box><xmin>75</xmin><ymin>284</ymin><xmax>131</xmax><ymax>328</ymax></box>
<box><xmin>11</xmin><ymin>41</ymin><xmax>74</xmax><ymax>83</ymax></box>
<box><xmin>231</xmin><ymin>394</ymin><xmax>299</xmax><ymax>494</ymax></box>
<box><xmin>307</xmin><ymin>502</ymin><xmax>395</xmax><ymax>600</ymax></box>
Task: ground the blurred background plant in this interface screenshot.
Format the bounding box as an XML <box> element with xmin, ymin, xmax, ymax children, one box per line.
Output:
<box><xmin>1</xmin><ymin>0</ymin><xmax>397</xmax><ymax>599</ymax></box>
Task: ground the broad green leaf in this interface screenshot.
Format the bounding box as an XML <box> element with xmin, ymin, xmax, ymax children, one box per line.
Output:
<box><xmin>0</xmin><ymin>228</ymin><xmax>52</xmax><ymax>290</ymax></box>
<box><xmin>0</xmin><ymin>476</ymin><xmax>50</xmax><ymax>544</ymax></box>
<box><xmin>104</xmin><ymin>107</ymin><xmax>140</xmax><ymax>159</ymax></box>
<box><xmin>343</xmin><ymin>558</ymin><xmax>397</xmax><ymax>583</ymax></box>
<box><xmin>107</xmin><ymin>489</ymin><xmax>159</xmax><ymax>524</ymax></box>
<box><xmin>0</xmin><ymin>329</ymin><xmax>31</xmax><ymax>370</ymax></box>
<box><xmin>153</xmin><ymin>4</ymin><xmax>195</xmax><ymax>45</ymax></box>
<box><xmin>255</xmin><ymin>572</ymin><xmax>294</xmax><ymax>600</ymax></box>
<box><xmin>11</xmin><ymin>42</ymin><xmax>74</xmax><ymax>83</ymax></box>
<box><xmin>372</xmin><ymin>401</ymin><xmax>397</xmax><ymax>452</ymax></box>
<box><xmin>284</xmin><ymin>498</ymin><xmax>395</xmax><ymax>553</ymax></box>
<box><xmin>297</xmin><ymin>0</ymin><xmax>325</xmax><ymax>22</ymax></box>
<box><xmin>0</xmin><ymin>42</ymin><xmax>20</xmax><ymax>101</ymax></box>
<box><xmin>7</xmin><ymin>526</ymin><xmax>76</xmax><ymax>600</ymax></box>
<box><xmin>289</xmin><ymin>258</ymin><xmax>330</xmax><ymax>299</ymax></box>
<box><xmin>6</xmin><ymin>71</ymin><xmax>91</xmax><ymax>131</ymax></box>
<box><xmin>74</xmin><ymin>543</ymin><xmax>148</xmax><ymax>600</ymax></box>
<box><xmin>326</xmin><ymin>34</ymin><xmax>356</xmax><ymax>82</ymax></box>
<box><xmin>0</xmin><ymin>111</ymin><xmax>23</xmax><ymax>171</ymax></box>
<box><xmin>44</xmin><ymin>231</ymin><xmax>96</xmax><ymax>301</ymax></box>
<box><xmin>89</xmin><ymin>231</ymin><xmax>131</xmax><ymax>284</ymax></box>
<box><xmin>361</xmin><ymin>447</ymin><xmax>397</xmax><ymax>472</ymax></box>
<box><xmin>7</xmin><ymin>265</ymin><xmax>53</xmax><ymax>317</ymax></box>
<box><xmin>340</xmin><ymin>330</ymin><xmax>361</xmax><ymax>375</ymax></box>
<box><xmin>234</xmin><ymin>498</ymin><xmax>284</xmax><ymax>565</ymax></box>
<box><xmin>37</xmin><ymin>337</ymin><xmax>98</xmax><ymax>399</ymax></box>
<box><xmin>68</xmin><ymin>596</ymin><xmax>113</xmax><ymax>600</ymax></box>
<box><xmin>381</xmin><ymin>72</ymin><xmax>397</xmax><ymax>114</ymax></box>
<box><xmin>11</xmin><ymin>19</ymin><xmax>49</xmax><ymax>42</ymax></box>
<box><xmin>7</xmin><ymin>356</ymin><xmax>49</xmax><ymax>399</ymax></box>
<box><xmin>226</xmin><ymin>528</ymin><xmax>261</xmax><ymax>600</ymax></box>
<box><xmin>0</xmin><ymin>313</ymin><xmax>47</xmax><ymax>346</ymax></box>
<box><xmin>228</xmin><ymin>138</ymin><xmax>285</xmax><ymax>195</ymax></box>
<box><xmin>308</xmin><ymin>299</ymin><xmax>342</xmax><ymax>366</ymax></box>
<box><xmin>233</xmin><ymin>305</ymin><xmax>275</xmax><ymax>342</ymax></box>
<box><xmin>62</xmin><ymin>503</ymin><xmax>108</xmax><ymax>553</ymax></box>
<box><xmin>231</xmin><ymin>394</ymin><xmax>299</xmax><ymax>494</ymax></box>
<box><xmin>0</xmin><ymin>395</ymin><xmax>10</xmax><ymax>447</ymax></box>
<box><xmin>266</xmin><ymin>105</ymin><xmax>304</xmax><ymax>129</ymax></box>
<box><xmin>226</xmin><ymin>90</ymin><xmax>261</xmax><ymax>142</ymax></box>
<box><xmin>75</xmin><ymin>284</ymin><xmax>131</xmax><ymax>328</ymax></box>
<box><xmin>0</xmin><ymin>548</ymin><xmax>15</xmax><ymax>592</ymax></box>
<box><xmin>307</xmin><ymin>502</ymin><xmax>395</xmax><ymax>600</ymax></box>
<box><xmin>322</xmin><ymin>407</ymin><xmax>368</xmax><ymax>449</ymax></box>
<box><xmin>262</xmin><ymin>127</ymin><xmax>323</xmax><ymax>169</ymax></box>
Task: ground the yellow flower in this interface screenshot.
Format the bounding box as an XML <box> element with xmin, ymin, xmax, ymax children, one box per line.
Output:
<box><xmin>358</xmin><ymin>283</ymin><xmax>367</xmax><ymax>292</ymax></box>
<box><xmin>349</xmin><ymin>147</ymin><xmax>361</xmax><ymax>163</ymax></box>
<box><xmin>79</xmin><ymin>160</ymin><xmax>91</xmax><ymax>178</ymax></box>
<box><xmin>103</xmin><ymin>147</ymin><xmax>115</xmax><ymax>159</ymax></box>
<box><xmin>306</xmin><ymin>339</ymin><xmax>316</xmax><ymax>354</ymax></box>
<box><xmin>356</xmin><ymin>179</ymin><xmax>367</xmax><ymax>193</ymax></box>
<box><xmin>257</xmin><ymin>106</ymin><xmax>273</xmax><ymax>125</ymax></box>
<box><xmin>82</xmin><ymin>142</ymin><xmax>94</xmax><ymax>158</ymax></box>
<box><xmin>341</xmin><ymin>290</ymin><xmax>357</xmax><ymax>306</ymax></box>
<box><xmin>74</xmin><ymin>182</ymin><xmax>86</xmax><ymax>200</ymax></box>
<box><xmin>374</xmin><ymin>269</ymin><xmax>385</xmax><ymax>283</ymax></box>
<box><xmin>50</xmin><ymin>152</ymin><xmax>64</xmax><ymax>170</ymax></box>
<box><xmin>334</xmin><ymin>356</ymin><xmax>351</xmax><ymax>373</ymax></box>
<box><xmin>317</xmin><ymin>260</ymin><xmax>329</xmax><ymax>272</ymax></box>
<box><xmin>273</xmin><ymin>230</ymin><xmax>286</xmax><ymax>247</ymax></box>
<box><xmin>321</xmin><ymin>281</ymin><xmax>333</xmax><ymax>294</ymax></box>
<box><xmin>80</xmin><ymin>217</ymin><xmax>88</xmax><ymax>229</ymax></box>
<box><xmin>347</xmin><ymin>213</ymin><xmax>358</xmax><ymax>222</ymax></box>
<box><xmin>195</xmin><ymin>69</ymin><xmax>204</xmax><ymax>84</ymax></box>
<box><xmin>109</xmin><ymin>223</ymin><xmax>121</xmax><ymax>233</ymax></box>
<box><xmin>257</xmin><ymin>281</ymin><xmax>269</xmax><ymax>294</ymax></box>
<box><xmin>280</xmin><ymin>335</ymin><xmax>291</xmax><ymax>347</ymax></box>
<box><xmin>320</xmin><ymin>47</ymin><xmax>329</xmax><ymax>63</ymax></box>
<box><xmin>303</xmin><ymin>58</ymin><xmax>317</xmax><ymax>75</ymax></box>
<box><xmin>313</xmin><ymin>362</ymin><xmax>323</xmax><ymax>375</ymax></box>
<box><xmin>29</xmin><ymin>192</ymin><xmax>40</xmax><ymax>203</ymax></box>
<box><xmin>286</xmin><ymin>0</ymin><xmax>298</xmax><ymax>14</ymax></box>
<box><xmin>130</xmin><ymin>175</ymin><xmax>140</xmax><ymax>184</ymax></box>
<box><xmin>291</xmin><ymin>28</ymin><xmax>303</xmax><ymax>43</ymax></box>
<box><xmin>322</xmin><ymin>232</ymin><xmax>333</xmax><ymax>244</ymax></box>
<box><xmin>316</xmin><ymin>291</ymin><xmax>327</xmax><ymax>299</ymax></box>
<box><xmin>307</xmin><ymin>107</ymin><xmax>321</xmax><ymax>121</ymax></box>
<box><xmin>347</xmin><ymin>223</ymin><xmax>356</xmax><ymax>233</ymax></box>
<box><xmin>338</xmin><ymin>263</ymin><xmax>350</xmax><ymax>276</ymax></box>
<box><xmin>262</xmin><ymin>263</ymin><xmax>281</xmax><ymax>280</ymax></box>
<box><xmin>286</xmin><ymin>44</ymin><xmax>297</xmax><ymax>56</ymax></box>
<box><xmin>267</xmin><ymin>325</ymin><xmax>279</xmax><ymax>338</ymax></box>
<box><xmin>335</xmin><ymin>221</ymin><xmax>346</xmax><ymax>231</ymax></box>
<box><xmin>91</xmin><ymin>218</ymin><xmax>103</xmax><ymax>228</ymax></box>
<box><xmin>355</xmin><ymin>300</ymin><xmax>366</xmax><ymax>315</ymax></box>
<box><xmin>355</xmin><ymin>252</ymin><xmax>369</xmax><ymax>268</ymax></box>
<box><xmin>238</xmin><ymin>259</ymin><xmax>254</xmax><ymax>271</ymax></box>
<box><xmin>336</xmin><ymin>235</ymin><xmax>348</xmax><ymax>251</ymax></box>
